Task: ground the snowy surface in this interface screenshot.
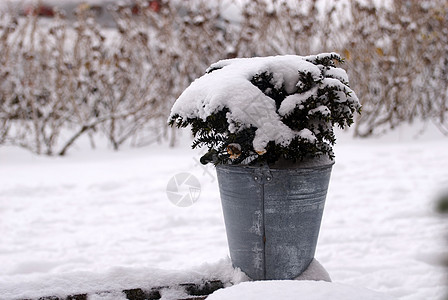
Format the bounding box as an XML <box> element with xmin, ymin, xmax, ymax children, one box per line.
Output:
<box><xmin>0</xmin><ymin>126</ymin><xmax>448</xmax><ymax>299</ymax></box>
<box><xmin>207</xmin><ymin>280</ymin><xmax>396</xmax><ymax>300</ymax></box>
<box><xmin>0</xmin><ymin>258</ymin><xmax>248</xmax><ymax>299</ymax></box>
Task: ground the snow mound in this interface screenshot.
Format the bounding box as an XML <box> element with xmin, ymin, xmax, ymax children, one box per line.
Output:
<box><xmin>0</xmin><ymin>258</ymin><xmax>249</xmax><ymax>300</ymax></box>
<box><xmin>294</xmin><ymin>259</ymin><xmax>331</xmax><ymax>282</ymax></box>
<box><xmin>207</xmin><ymin>280</ymin><xmax>397</xmax><ymax>300</ymax></box>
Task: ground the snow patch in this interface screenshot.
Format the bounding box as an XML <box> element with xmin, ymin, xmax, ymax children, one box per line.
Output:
<box><xmin>207</xmin><ymin>280</ymin><xmax>397</xmax><ymax>300</ymax></box>
<box><xmin>0</xmin><ymin>258</ymin><xmax>248</xmax><ymax>300</ymax></box>
<box><xmin>278</xmin><ymin>87</ymin><xmax>317</xmax><ymax>116</ymax></box>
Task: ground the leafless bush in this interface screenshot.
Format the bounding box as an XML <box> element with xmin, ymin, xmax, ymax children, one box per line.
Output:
<box><xmin>344</xmin><ymin>0</ymin><xmax>448</xmax><ymax>137</ymax></box>
<box><xmin>0</xmin><ymin>0</ymin><xmax>446</xmax><ymax>155</ymax></box>
<box><xmin>232</xmin><ymin>0</ymin><xmax>344</xmax><ymax>56</ymax></box>
<box><xmin>0</xmin><ymin>1</ymin><xmax>241</xmax><ymax>154</ymax></box>
<box><xmin>0</xmin><ymin>11</ymin><xmax>69</xmax><ymax>155</ymax></box>
<box><xmin>0</xmin><ymin>4</ymin><xmax>172</xmax><ymax>155</ymax></box>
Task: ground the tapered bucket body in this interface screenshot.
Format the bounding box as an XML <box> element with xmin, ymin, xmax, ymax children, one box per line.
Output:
<box><xmin>216</xmin><ymin>160</ymin><xmax>333</xmax><ymax>280</ymax></box>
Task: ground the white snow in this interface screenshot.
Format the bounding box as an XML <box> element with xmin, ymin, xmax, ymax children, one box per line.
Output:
<box><xmin>207</xmin><ymin>280</ymin><xmax>397</xmax><ymax>300</ymax></box>
<box><xmin>321</xmin><ymin>78</ymin><xmax>353</xmax><ymax>103</ymax></box>
<box><xmin>294</xmin><ymin>259</ymin><xmax>331</xmax><ymax>282</ymax></box>
<box><xmin>324</xmin><ymin>66</ymin><xmax>349</xmax><ymax>84</ymax></box>
<box><xmin>278</xmin><ymin>87</ymin><xmax>317</xmax><ymax>116</ymax></box>
<box><xmin>308</xmin><ymin>105</ymin><xmax>331</xmax><ymax>117</ymax></box>
<box><xmin>0</xmin><ymin>125</ymin><xmax>447</xmax><ymax>299</ymax></box>
<box><xmin>0</xmin><ymin>257</ymin><xmax>248</xmax><ymax>299</ymax></box>
<box><xmin>169</xmin><ymin>55</ymin><xmax>359</xmax><ymax>153</ymax></box>
<box><xmin>298</xmin><ymin>128</ymin><xmax>317</xmax><ymax>142</ymax></box>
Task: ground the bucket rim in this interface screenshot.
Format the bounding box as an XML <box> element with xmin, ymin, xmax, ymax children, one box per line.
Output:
<box><xmin>215</xmin><ymin>158</ymin><xmax>335</xmax><ymax>173</ymax></box>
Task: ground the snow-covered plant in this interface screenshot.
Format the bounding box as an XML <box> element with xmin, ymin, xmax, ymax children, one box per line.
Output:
<box><xmin>169</xmin><ymin>53</ymin><xmax>361</xmax><ymax>165</ymax></box>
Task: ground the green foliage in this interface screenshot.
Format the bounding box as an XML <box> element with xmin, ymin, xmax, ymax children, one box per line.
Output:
<box><xmin>169</xmin><ymin>54</ymin><xmax>361</xmax><ymax>166</ymax></box>
<box><xmin>250</xmin><ymin>71</ymin><xmax>287</xmax><ymax>110</ymax></box>
<box><xmin>305</xmin><ymin>52</ymin><xmax>344</xmax><ymax>68</ymax></box>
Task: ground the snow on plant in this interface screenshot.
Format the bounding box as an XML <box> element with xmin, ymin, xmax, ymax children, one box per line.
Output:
<box><xmin>169</xmin><ymin>53</ymin><xmax>361</xmax><ymax>165</ymax></box>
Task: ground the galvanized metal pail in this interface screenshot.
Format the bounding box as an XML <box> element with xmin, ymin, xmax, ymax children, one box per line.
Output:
<box><xmin>216</xmin><ymin>160</ymin><xmax>333</xmax><ymax>280</ymax></box>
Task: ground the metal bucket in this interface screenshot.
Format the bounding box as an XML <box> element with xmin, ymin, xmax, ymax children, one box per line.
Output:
<box><xmin>216</xmin><ymin>160</ymin><xmax>333</xmax><ymax>280</ymax></box>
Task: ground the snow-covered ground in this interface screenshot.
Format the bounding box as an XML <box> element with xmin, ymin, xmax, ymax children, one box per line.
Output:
<box><xmin>0</xmin><ymin>125</ymin><xmax>447</xmax><ymax>299</ymax></box>
<box><xmin>207</xmin><ymin>280</ymin><xmax>396</xmax><ymax>300</ymax></box>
